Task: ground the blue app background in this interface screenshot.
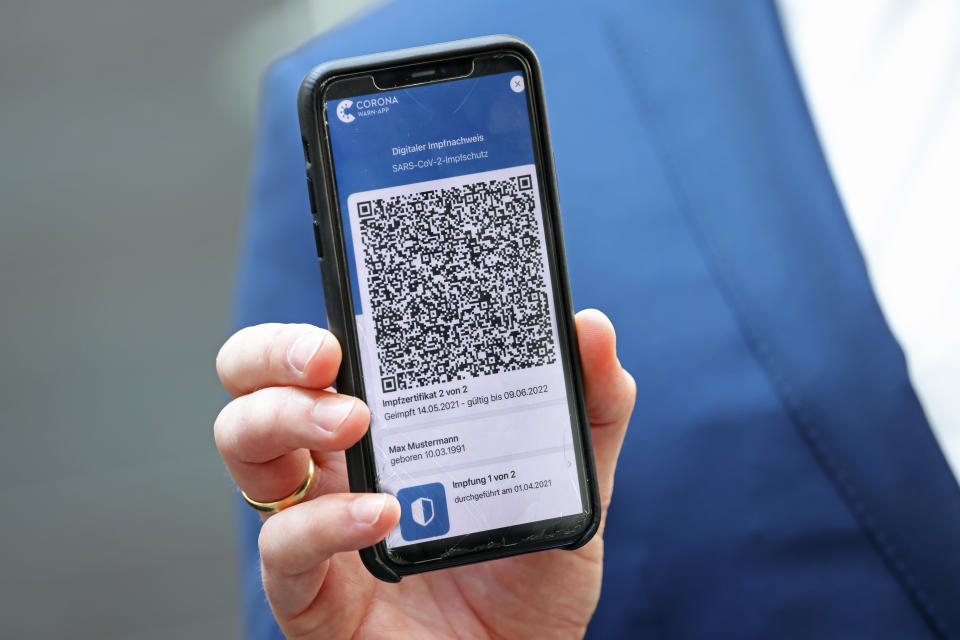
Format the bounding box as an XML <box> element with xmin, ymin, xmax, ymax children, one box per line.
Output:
<box><xmin>325</xmin><ymin>71</ymin><xmax>536</xmax><ymax>311</ymax></box>
<box><xmin>396</xmin><ymin>482</ymin><xmax>451</xmax><ymax>541</ymax></box>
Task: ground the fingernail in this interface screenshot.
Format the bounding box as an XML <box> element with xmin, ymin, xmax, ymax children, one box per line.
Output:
<box><xmin>351</xmin><ymin>494</ymin><xmax>387</xmax><ymax>525</ymax></box>
<box><xmin>288</xmin><ymin>333</ymin><xmax>326</xmax><ymax>373</ymax></box>
<box><xmin>312</xmin><ymin>396</ymin><xmax>355</xmax><ymax>433</ymax></box>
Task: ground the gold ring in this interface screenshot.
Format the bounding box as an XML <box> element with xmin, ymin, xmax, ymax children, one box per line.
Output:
<box><xmin>241</xmin><ymin>457</ymin><xmax>317</xmax><ymax>514</ymax></box>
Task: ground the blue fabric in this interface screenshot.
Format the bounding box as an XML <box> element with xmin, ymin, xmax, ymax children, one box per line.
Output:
<box><xmin>232</xmin><ymin>1</ymin><xmax>960</xmax><ymax>638</ymax></box>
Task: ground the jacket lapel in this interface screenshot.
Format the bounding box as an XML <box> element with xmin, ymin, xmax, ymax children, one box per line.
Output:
<box><xmin>606</xmin><ymin>1</ymin><xmax>960</xmax><ymax>635</ymax></box>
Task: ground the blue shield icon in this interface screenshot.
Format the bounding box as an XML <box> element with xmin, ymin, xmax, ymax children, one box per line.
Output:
<box><xmin>410</xmin><ymin>497</ymin><xmax>434</xmax><ymax>526</ymax></box>
<box><xmin>397</xmin><ymin>482</ymin><xmax>450</xmax><ymax>541</ymax></box>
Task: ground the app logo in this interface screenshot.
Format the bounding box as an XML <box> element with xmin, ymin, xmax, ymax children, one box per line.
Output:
<box><xmin>411</xmin><ymin>497</ymin><xmax>434</xmax><ymax>526</ymax></box>
<box><xmin>509</xmin><ymin>75</ymin><xmax>524</xmax><ymax>93</ymax></box>
<box><xmin>336</xmin><ymin>99</ymin><xmax>355</xmax><ymax>123</ymax></box>
<box><xmin>397</xmin><ymin>482</ymin><xmax>450</xmax><ymax>541</ymax></box>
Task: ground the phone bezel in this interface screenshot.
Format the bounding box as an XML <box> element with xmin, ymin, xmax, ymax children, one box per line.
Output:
<box><xmin>299</xmin><ymin>37</ymin><xmax>600</xmax><ymax>579</ymax></box>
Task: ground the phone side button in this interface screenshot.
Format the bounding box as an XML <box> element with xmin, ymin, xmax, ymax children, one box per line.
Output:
<box><xmin>312</xmin><ymin>219</ymin><xmax>324</xmax><ymax>260</ymax></box>
<box><xmin>306</xmin><ymin>176</ymin><xmax>318</xmax><ymax>214</ymax></box>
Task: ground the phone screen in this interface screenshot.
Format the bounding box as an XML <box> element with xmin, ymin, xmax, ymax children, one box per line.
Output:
<box><xmin>323</xmin><ymin>56</ymin><xmax>588</xmax><ymax>557</ymax></box>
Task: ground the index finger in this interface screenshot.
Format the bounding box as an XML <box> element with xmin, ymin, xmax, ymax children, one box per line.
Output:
<box><xmin>216</xmin><ymin>323</ymin><xmax>342</xmax><ymax>397</ymax></box>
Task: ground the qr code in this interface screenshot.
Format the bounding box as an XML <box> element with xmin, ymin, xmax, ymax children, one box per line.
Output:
<box><xmin>353</xmin><ymin>166</ymin><xmax>556</xmax><ymax>392</ymax></box>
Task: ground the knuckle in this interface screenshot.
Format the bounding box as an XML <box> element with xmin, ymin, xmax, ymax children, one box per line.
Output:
<box><xmin>213</xmin><ymin>401</ymin><xmax>240</xmax><ymax>457</ymax></box>
<box><xmin>214</xmin><ymin>392</ymin><xmax>270</xmax><ymax>458</ymax></box>
<box><xmin>214</xmin><ymin>343</ymin><xmax>229</xmax><ymax>383</ymax></box>
<box><xmin>217</xmin><ymin>324</ymin><xmax>284</xmax><ymax>392</ymax></box>
<box><xmin>215</xmin><ymin>332</ymin><xmax>244</xmax><ymax>387</ymax></box>
<box><xmin>215</xmin><ymin>388</ymin><xmax>310</xmax><ymax>463</ymax></box>
<box><xmin>257</xmin><ymin>517</ymin><xmax>281</xmax><ymax>566</ymax></box>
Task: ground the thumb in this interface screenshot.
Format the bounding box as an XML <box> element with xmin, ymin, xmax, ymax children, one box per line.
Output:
<box><xmin>575</xmin><ymin>309</ymin><xmax>636</xmax><ymax>514</ymax></box>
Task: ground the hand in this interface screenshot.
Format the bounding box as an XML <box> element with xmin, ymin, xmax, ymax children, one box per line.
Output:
<box><xmin>214</xmin><ymin>309</ymin><xmax>635</xmax><ymax>639</ymax></box>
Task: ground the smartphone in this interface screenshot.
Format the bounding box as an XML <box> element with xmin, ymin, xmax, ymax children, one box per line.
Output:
<box><xmin>297</xmin><ymin>35</ymin><xmax>599</xmax><ymax>581</ymax></box>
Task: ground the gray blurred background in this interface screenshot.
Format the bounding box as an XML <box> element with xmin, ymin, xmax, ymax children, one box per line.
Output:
<box><xmin>0</xmin><ymin>1</ymin><xmax>372</xmax><ymax>637</ymax></box>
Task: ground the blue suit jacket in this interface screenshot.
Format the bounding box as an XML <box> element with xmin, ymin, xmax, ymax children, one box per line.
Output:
<box><xmin>233</xmin><ymin>2</ymin><xmax>960</xmax><ymax>637</ymax></box>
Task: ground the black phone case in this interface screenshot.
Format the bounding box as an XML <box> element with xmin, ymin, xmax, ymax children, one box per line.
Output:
<box><xmin>297</xmin><ymin>35</ymin><xmax>600</xmax><ymax>581</ymax></box>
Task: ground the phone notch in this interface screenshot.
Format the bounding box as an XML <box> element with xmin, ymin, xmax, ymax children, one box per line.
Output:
<box><xmin>372</xmin><ymin>57</ymin><xmax>474</xmax><ymax>90</ymax></box>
